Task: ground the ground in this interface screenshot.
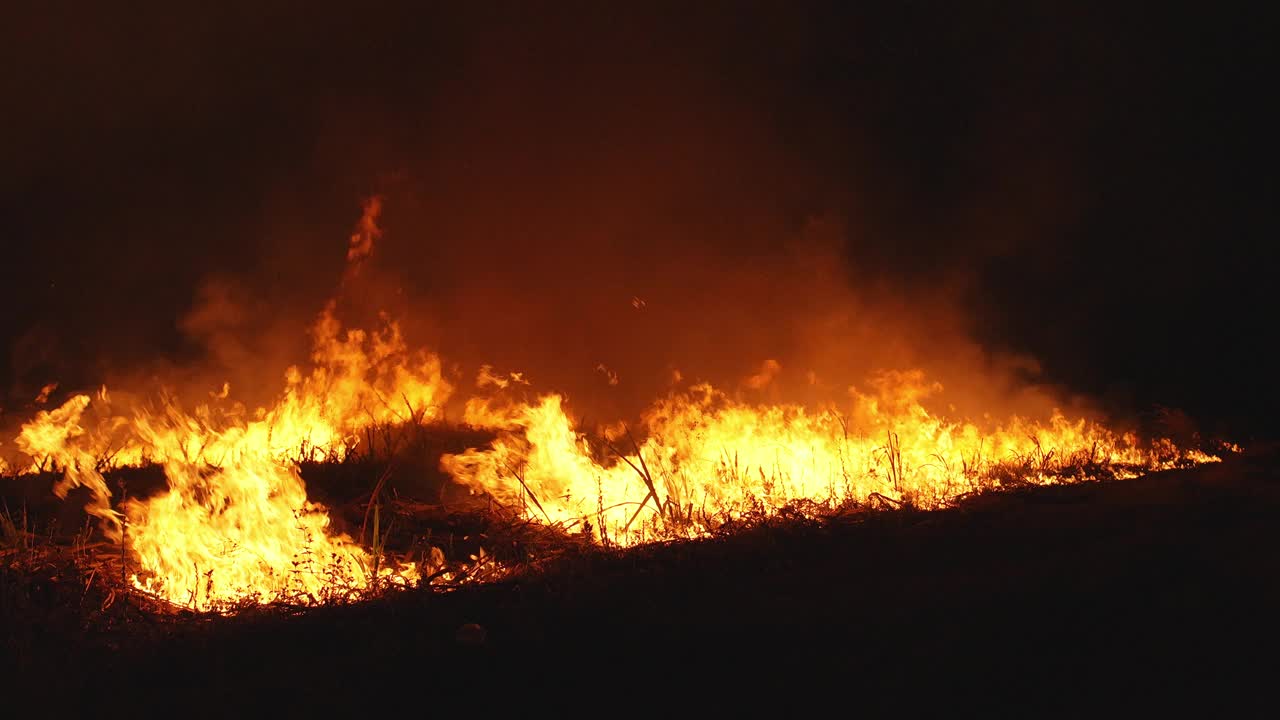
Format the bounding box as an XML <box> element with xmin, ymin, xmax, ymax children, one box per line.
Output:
<box><xmin>4</xmin><ymin>442</ymin><xmax>1279</xmax><ymax>712</ymax></box>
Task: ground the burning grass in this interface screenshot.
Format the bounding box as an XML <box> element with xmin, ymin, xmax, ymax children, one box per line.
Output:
<box><xmin>3</xmin><ymin>442</ymin><xmax>1276</xmax><ymax>710</ymax></box>
<box><xmin>1</xmin><ymin>414</ymin><xmax>1235</xmax><ymax>617</ymax></box>
<box><xmin>3</xmin><ymin>311</ymin><xmax>1237</xmax><ymax>612</ymax></box>
<box><xmin>8</xmin><ymin>378</ymin><xmax>1224</xmax><ymax>613</ymax></box>
<box><xmin>0</xmin><ymin>199</ymin><xmax>1238</xmax><ymax>635</ymax></box>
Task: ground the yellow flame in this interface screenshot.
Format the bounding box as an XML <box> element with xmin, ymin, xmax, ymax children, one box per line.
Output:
<box><xmin>15</xmin><ymin>305</ymin><xmax>449</xmax><ymax>609</ymax></box>
<box><xmin>443</xmin><ymin>370</ymin><xmax>1221</xmax><ymax>545</ymax></box>
<box><xmin>10</xmin><ymin>201</ymin><xmax>454</xmax><ymax>610</ymax></box>
<box><xmin>5</xmin><ymin>198</ymin><xmax>1231</xmax><ymax>610</ymax></box>
<box><xmin>16</xmin><ymin>393</ymin><xmax>124</xmax><ymax>535</ymax></box>
<box><xmin>124</xmin><ymin>405</ymin><xmax>411</xmax><ymax>608</ymax></box>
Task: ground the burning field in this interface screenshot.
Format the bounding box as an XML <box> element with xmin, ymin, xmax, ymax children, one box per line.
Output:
<box><xmin>2</xmin><ymin>4</ymin><xmax>1274</xmax><ymax>710</ymax></box>
<box><xmin>0</xmin><ymin>199</ymin><xmax>1231</xmax><ymax>608</ymax></box>
<box><xmin>2</xmin><ymin>200</ymin><xmax>1265</xmax><ymax>708</ymax></box>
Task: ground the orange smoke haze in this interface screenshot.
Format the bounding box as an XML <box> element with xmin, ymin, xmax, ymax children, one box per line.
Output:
<box><xmin>1</xmin><ymin>4</ymin><xmax>1271</xmax><ymax>440</ymax></box>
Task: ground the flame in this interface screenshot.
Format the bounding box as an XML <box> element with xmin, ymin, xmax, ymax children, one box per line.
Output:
<box><xmin>476</xmin><ymin>364</ymin><xmax>528</xmax><ymax>390</ymax></box>
<box><xmin>443</xmin><ymin>370</ymin><xmax>1222</xmax><ymax>545</ymax></box>
<box><xmin>595</xmin><ymin>363</ymin><xmax>620</xmax><ymax>386</ymax></box>
<box><xmin>15</xmin><ymin>305</ymin><xmax>450</xmax><ymax>609</ymax></box>
<box><xmin>5</xmin><ymin>197</ymin><xmax>1231</xmax><ymax>610</ymax></box>
<box><xmin>34</xmin><ymin>382</ymin><xmax>58</xmax><ymax>404</ymax></box>
<box><xmin>16</xmin><ymin>392</ymin><xmax>124</xmax><ymax>534</ymax></box>
<box><xmin>346</xmin><ymin>196</ymin><xmax>382</xmax><ymax>264</ymax></box>
<box><xmin>10</xmin><ymin>204</ymin><xmax>453</xmax><ymax>611</ymax></box>
<box><xmin>743</xmin><ymin>359</ymin><xmax>782</xmax><ymax>390</ymax></box>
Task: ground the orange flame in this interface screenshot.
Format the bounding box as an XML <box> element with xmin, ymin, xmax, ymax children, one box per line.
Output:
<box><xmin>5</xmin><ymin>198</ymin><xmax>1230</xmax><ymax>609</ymax></box>
<box><xmin>443</xmin><ymin>370</ymin><xmax>1222</xmax><ymax>545</ymax></box>
<box><xmin>11</xmin><ymin>204</ymin><xmax>452</xmax><ymax>610</ymax></box>
<box><xmin>34</xmin><ymin>382</ymin><xmax>58</xmax><ymax>404</ymax></box>
<box><xmin>346</xmin><ymin>196</ymin><xmax>382</xmax><ymax>264</ymax></box>
<box><xmin>15</xmin><ymin>304</ymin><xmax>451</xmax><ymax>609</ymax></box>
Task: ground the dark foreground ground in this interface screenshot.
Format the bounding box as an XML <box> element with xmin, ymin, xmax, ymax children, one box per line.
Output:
<box><xmin>5</xmin><ymin>444</ymin><xmax>1280</xmax><ymax>713</ymax></box>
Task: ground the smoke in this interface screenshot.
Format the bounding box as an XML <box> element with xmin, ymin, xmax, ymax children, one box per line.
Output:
<box><xmin>3</xmin><ymin>4</ymin><xmax>1261</xmax><ymax>438</ymax></box>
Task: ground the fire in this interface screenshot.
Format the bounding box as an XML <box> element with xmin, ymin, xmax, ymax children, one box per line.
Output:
<box><xmin>16</xmin><ymin>390</ymin><xmax>124</xmax><ymax>534</ymax></box>
<box><xmin>4</xmin><ymin>197</ymin><xmax>1230</xmax><ymax>609</ymax></box>
<box><xmin>442</xmin><ymin>369</ymin><xmax>1222</xmax><ymax>545</ymax></box>
<box><xmin>10</xmin><ymin>200</ymin><xmax>452</xmax><ymax>610</ymax></box>
<box><xmin>14</xmin><ymin>305</ymin><xmax>451</xmax><ymax>609</ymax></box>
<box><xmin>35</xmin><ymin>382</ymin><xmax>58</xmax><ymax>404</ymax></box>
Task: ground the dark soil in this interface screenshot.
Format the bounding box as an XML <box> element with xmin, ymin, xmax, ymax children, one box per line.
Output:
<box><xmin>4</xmin><ymin>444</ymin><xmax>1280</xmax><ymax>712</ymax></box>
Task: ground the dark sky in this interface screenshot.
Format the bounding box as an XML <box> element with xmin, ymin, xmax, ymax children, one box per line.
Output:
<box><xmin>0</xmin><ymin>3</ymin><xmax>1273</xmax><ymax>438</ymax></box>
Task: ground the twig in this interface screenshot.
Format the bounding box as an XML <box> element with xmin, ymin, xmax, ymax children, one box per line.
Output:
<box><xmin>503</xmin><ymin>462</ymin><xmax>550</xmax><ymax>523</ymax></box>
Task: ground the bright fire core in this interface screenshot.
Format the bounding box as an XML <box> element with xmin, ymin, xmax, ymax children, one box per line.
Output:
<box><xmin>3</xmin><ymin>200</ymin><xmax>1227</xmax><ymax>611</ymax></box>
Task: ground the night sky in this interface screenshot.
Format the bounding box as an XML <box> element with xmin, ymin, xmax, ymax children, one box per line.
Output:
<box><xmin>0</xmin><ymin>3</ymin><xmax>1273</xmax><ymax>438</ymax></box>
